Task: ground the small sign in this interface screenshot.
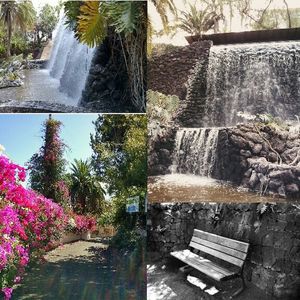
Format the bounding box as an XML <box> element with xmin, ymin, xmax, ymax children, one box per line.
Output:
<box><xmin>126</xmin><ymin>196</ymin><xmax>139</xmax><ymax>213</ymax></box>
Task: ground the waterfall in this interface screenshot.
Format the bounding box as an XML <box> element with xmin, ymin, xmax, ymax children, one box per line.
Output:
<box><xmin>47</xmin><ymin>16</ymin><xmax>95</xmax><ymax>103</ymax></box>
<box><xmin>172</xmin><ymin>128</ymin><xmax>219</xmax><ymax>177</ymax></box>
<box><xmin>201</xmin><ymin>41</ymin><xmax>300</xmax><ymax>127</ymax></box>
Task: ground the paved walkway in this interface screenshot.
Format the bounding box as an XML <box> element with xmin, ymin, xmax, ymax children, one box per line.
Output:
<box><xmin>147</xmin><ymin>257</ymin><xmax>275</xmax><ymax>300</ymax></box>
<box><xmin>11</xmin><ymin>238</ymin><xmax>145</xmax><ymax>300</ymax></box>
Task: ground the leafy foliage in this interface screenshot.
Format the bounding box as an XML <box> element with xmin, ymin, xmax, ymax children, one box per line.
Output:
<box><xmin>34</xmin><ymin>3</ymin><xmax>59</xmax><ymax>46</ymax></box>
<box><xmin>77</xmin><ymin>1</ymin><xmax>106</xmax><ymax>48</ymax></box>
<box><xmin>0</xmin><ymin>0</ymin><xmax>36</xmax><ymax>57</ymax></box>
<box><xmin>27</xmin><ymin>116</ymin><xmax>69</xmax><ymax>206</ymax></box>
<box><xmin>148</xmin><ymin>90</ymin><xmax>179</xmax><ymax>139</ymax></box>
<box><xmin>63</xmin><ymin>0</ymin><xmax>147</xmax><ymax>112</ymax></box>
<box><xmin>177</xmin><ymin>3</ymin><xmax>211</xmax><ymax>35</ymax></box>
<box><xmin>70</xmin><ymin>159</ymin><xmax>105</xmax><ymax>214</ymax></box>
<box><xmin>91</xmin><ymin>115</ymin><xmax>147</xmax><ymax>232</ymax></box>
<box><xmin>91</xmin><ymin>115</ymin><xmax>147</xmax><ymax>195</ymax></box>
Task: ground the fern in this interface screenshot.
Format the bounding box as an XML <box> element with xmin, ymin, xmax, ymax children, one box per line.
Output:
<box><xmin>77</xmin><ymin>1</ymin><xmax>107</xmax><ymax>48</ymax></box>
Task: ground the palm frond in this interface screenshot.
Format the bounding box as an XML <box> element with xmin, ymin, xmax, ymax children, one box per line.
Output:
<box><xmin>77</xmin><ymin>1</ymin><xmax>107</xmax><ymax>48</ymax></box>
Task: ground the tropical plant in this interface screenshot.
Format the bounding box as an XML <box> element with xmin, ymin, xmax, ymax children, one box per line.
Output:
<box><xmin>178</xmin><ymin>3</ymin><xmax>211</xmax><ymax>35</ymax></box>
<box><xmin>0</xmin><ymin>0</ymin><xmax>36</xmax><ymax>57</ymax></box>
<box><xmin>27</xmin><ymin>115</ymin><xmax>68</xmax><ymax>206</ymax></box>
<box><xmin>150</xmin><ymin>0</ymin><xmax>177</xmax><ymax>31</ymax></box>
<box><xmin>70</xmin><ymin>159</ymin><xmax>105</xmax><ymax>214</ymax></box>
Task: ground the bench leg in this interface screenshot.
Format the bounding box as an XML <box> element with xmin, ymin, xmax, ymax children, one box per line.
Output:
<box><xmin>230</xmin><ymin>274</ymin><xmax>246</xmax><ymax>298</ymax></box>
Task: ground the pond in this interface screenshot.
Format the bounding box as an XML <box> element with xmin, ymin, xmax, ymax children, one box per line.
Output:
<box><xmin>148</xmin><ymin>174</ymin><xmax>283</xmax><ymax>203</ymax></box>
<box><xmin>0</xmin><ymin>69</ymin><xmax>77</xmax><ymax>106</ymax></box>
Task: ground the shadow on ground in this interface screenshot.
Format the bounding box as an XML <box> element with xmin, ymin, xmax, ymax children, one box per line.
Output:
<box><xmin>11</xmin><ymin>238</ymin><xmax>146</xmax><ymax>300</ymax></box>
<box><xmin>147</xmin><ymin>256</ymin><xmax>276</xmax><ymax>300</ymax></box>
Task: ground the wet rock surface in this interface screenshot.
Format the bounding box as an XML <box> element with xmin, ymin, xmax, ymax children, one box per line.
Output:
<box><xmin>81</xmin><ymin>37</ymin><xmax>138</xmax><ymax>113</ymax></box>
<box><xmin>216</xmin><ymin>123</ymin><xmax>300</xmax><ymax>198</ymax></box>
<box><xmin>148</xmin><ymin>123</ymin><xmax>178</xmax><ymax>176</ymax></box>
<box><xmin>0</xmin><ymin>100</ymin><xmax>90</xmax><ymax>113</ymax></box>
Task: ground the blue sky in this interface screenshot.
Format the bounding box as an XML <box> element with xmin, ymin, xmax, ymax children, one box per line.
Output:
<box><xmin>0</xmin><ymin>114</ymin><xmax>98</xmax><ymax>173</ymax></box>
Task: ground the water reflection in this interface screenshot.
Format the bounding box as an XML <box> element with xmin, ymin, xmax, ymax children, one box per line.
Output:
<box><xmin>148</xmin><ymin>174</ymin><xmax>283</xmax><ymax>203</ymax></box>
<box><xmin>0</xmin><ymin>69</ymin><xmax>77</xmax><ymax>106</ymax></box>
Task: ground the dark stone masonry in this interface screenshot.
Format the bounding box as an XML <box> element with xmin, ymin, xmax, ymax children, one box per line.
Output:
<box><xmin>148</xmin><ymin>203</ymin><xmax>300</xmax><ymax>299</ymax></box>
<box><xmin>81</xmin><ymin>37</ymin><xmax>135</xmax><ymax>112</ymax></box>
<box><xmin>216</xmin><ymin>123</ymin><xmax>300</xmax><ymax>198</ymax></box>
<box><xmin>148</xmin><ymin>40</ymin><xmax>212</xmax><ymax>104</ymax></box>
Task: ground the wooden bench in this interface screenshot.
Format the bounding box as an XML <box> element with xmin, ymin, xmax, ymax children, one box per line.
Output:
<box><xmin>171</xmin><ymin>229</ymin><xmax>249</xmax><ymax>297</ymax></box>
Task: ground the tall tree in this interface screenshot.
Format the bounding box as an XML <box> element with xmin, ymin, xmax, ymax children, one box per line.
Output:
<box><xmin>34</xmin><ymin>3</ymin><xmax>59</xmax><ymax>47</ymax></box>
<box><xmin>0</xmin><ymin>0</ymin><xmax>36</xmax><ymax>57</ymax></box>
<box><xmin>90</xmin><ymin>115</ymin><xmax>147</xmax><ymax>229</ymax></box>
<box><xmin>70</xmin><ymin>159</ymin><xmax>105</xmax><ymax>214</ymax></box>
<box><xmin>28</xmin><ymin>115</ymin><xmax>68</xmax><ymax>205</ymax></box>
<box><xmin>91</xmin><ymin>115</ymin><xmax>147</xmax><ymax>195</ymax></box>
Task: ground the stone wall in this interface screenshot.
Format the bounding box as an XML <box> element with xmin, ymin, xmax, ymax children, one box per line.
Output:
<box><xmin>148</xmin><ymin>123</ymin><xmax>178</xmax><ymax>176</ymax></box>
<box><xmin>148</xmin><ymin>203</ymin><xmax>300</xmax><ymax>299</ymax></box>
<box><xmin>148</xmin><ymin>41</ymin><xmax>211</xmax><ymax>100</ymax></box>
<box><xmin>216</xmin><ymin>123</ymin><xmax>300</xmax><ymax>198</ymax></box>
<box><xmin>80</xmin><ymin>37</ymin><xmax>136</xmax><ymax>112</ymax></box>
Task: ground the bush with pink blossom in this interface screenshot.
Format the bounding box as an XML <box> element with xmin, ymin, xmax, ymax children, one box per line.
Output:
<box><xmin>0</xmin><ymin>155</ymin><xmax>68</xmax><ymax>299</ymax></box>
<box><xmin>0</xmin><ymin>155</ymin><xmax>98</xmax><ymax>299</ymax></box>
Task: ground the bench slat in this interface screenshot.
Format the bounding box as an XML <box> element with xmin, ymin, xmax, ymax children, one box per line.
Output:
<box><xmin>171</xmin><ymin>250</ymin><xmax>237</xmax><ymax>281</ymax></box>
<box><xmin>194</xmin><ymin>229</ymin><xmax>249</xmax><ymax>253</ymax></box>
<box><xmin>191</xmin><ymin>236</ymin><xmax>248</xmax><ymax>261</ymax></box>
<box><xmin>190</xmin><ymin>241</ymin><xmax>244</xmax><ymax>268</ymax></box>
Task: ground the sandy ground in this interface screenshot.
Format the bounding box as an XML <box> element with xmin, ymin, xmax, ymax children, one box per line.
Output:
<box><xmin>147</xmin><ymin>256</ymin><xmax>275</xmax><ymax>300</ymax></box>
<box><xmin>11</xmin><ymin>238</ymin><xmax>146</xmax><ymax>300</ymax></box>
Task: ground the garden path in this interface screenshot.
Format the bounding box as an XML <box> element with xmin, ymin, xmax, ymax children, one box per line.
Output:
<box><xmin>11</xmin><ymin>238</ymin><xmax>145</xmax><ymax>300</ymax></box>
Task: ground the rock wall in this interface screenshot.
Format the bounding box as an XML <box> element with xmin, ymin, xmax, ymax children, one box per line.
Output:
<box><xmin>80</xmin><ymin>37</ymin><xmax>135</xmax><ymax>112</ymax></box>
<box><xmin>148</xmin><ymin>124</ymin><xmax>178</xmax><ymax>176</ymax></box>
<box><xmin>148</xmin><ymin>203</ymin><xmax>300</xmax><ymax>299</ymax></box>
<box><xmin>148</xmin><ymin>41</ymin><xmax>211</xmax><ymax>100</ymax></box>
<box><xmin>216</xmin><ymin>123</ymin><xmax>300</xmax><ymax>198</ymax></box>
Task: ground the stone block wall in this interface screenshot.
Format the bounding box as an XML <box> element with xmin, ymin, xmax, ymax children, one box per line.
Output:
<box><xmin>148</xmin><ymin>203</ymin><xmax>300</xmax><ymax>299</ymax></box>
<box><xmin>148</xmin><ymin>41</ymin><xmax>212</xmax><ymax>100</ymax></box>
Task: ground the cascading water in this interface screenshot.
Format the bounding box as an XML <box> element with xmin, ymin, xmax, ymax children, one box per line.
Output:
<box><xmin>202</xmin><ymin>41</ymin><xmax>300</xmax><ymax>127</ymax></box>
<box><xmin>172</xmin><ymin>128</ymin><xmax>219</xmax><ymax>177</ymax></box>
<box><xmin>47</xmin><ymin>16</ymin><xmax>95</xmax><ymax>102</ymax></box>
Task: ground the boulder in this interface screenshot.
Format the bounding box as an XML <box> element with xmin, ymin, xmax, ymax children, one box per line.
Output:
<box><xmin>285</xmin><ymin>184</ymin><xmax>299</xmax><ymax>194</ymax></box>
<box><xmin>269</xmin><ymin>169</ymin><xmax>295</xmax><ymax>183</ymax></box>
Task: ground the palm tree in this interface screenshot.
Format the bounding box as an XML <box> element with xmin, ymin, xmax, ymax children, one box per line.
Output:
<box><xmin>150</xmin><ymin>0</ymin><xmax>177</xmax><ymax>31</ymax></box>
<box><xmin>178</xmin><ymin>4</ymin><xmax>211</xmax><ymax>36</ymax></box>
<box><xmin>70</xmin><ymin>159</ymin><xmax>105</xmax><ymax>214</ymax></box>
<box><xmin>0</xmin><ymin>0</ymin><xmax>35</xmax><ymax>57</ymax></box>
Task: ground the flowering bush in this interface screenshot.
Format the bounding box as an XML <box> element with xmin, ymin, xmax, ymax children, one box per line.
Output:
<box><xmin>66</xmin><ymin>213</ymin><xmax>97</xmax><ymax>234</ymax></box>
<box><xmin>0</xmin><ymin>154</ymin><xmax>98</xmax><ymax>299</ymax></box>
<box><xmin>0</xmin><ymin>155</ymin><xmax>68</xmax><ymax>299</ymax></box>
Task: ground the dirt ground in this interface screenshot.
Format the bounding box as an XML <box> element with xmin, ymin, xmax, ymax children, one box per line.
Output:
<box><xmin>11</xmin><ymin>238</ymin><xmax>146</xmax><ymax>300</ymax></box>
<box><xmin>147</xmin><ymin>256</ymin><xmax>276</xmax><ymax>300</ymax></box>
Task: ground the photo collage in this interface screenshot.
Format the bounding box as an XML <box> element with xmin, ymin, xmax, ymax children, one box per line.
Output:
<box><xmin>0</xmin><ymin>0</ymin><xmax>299</xmax><ymax>299</ymax></box>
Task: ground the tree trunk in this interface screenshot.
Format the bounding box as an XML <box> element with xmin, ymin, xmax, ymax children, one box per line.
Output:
<box><xmin>283</xmin><ymin>0</ymin><xmax>292</xmax><ymax>28</ymax></box>
<box><xmin>6</xmin><ymin>19</ymin><xmax>12</xmax><ymax>58</ymax></box>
